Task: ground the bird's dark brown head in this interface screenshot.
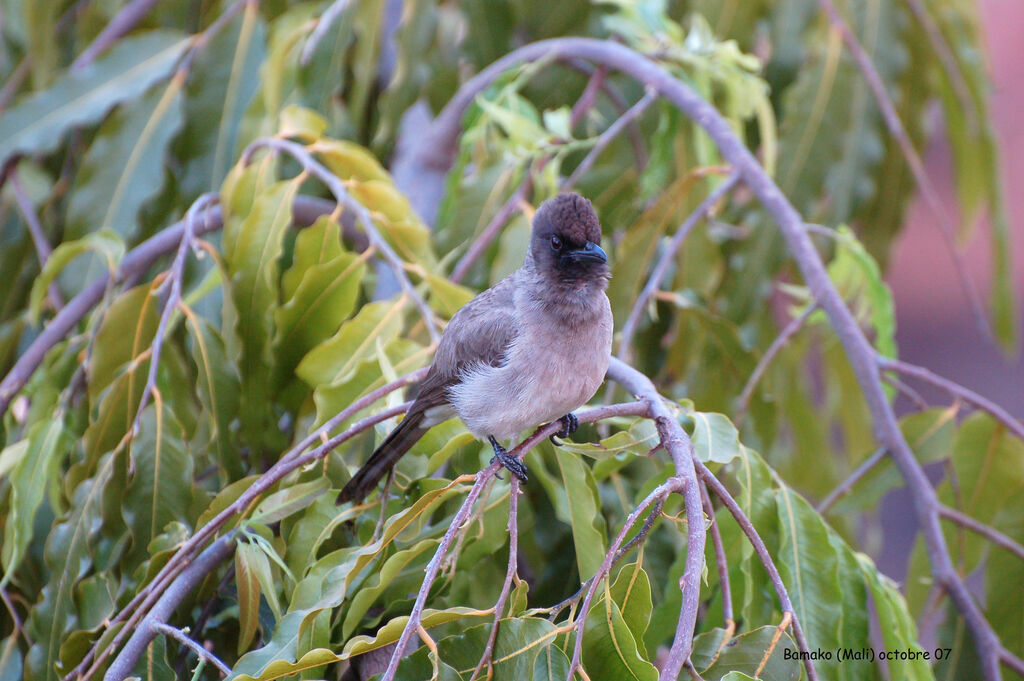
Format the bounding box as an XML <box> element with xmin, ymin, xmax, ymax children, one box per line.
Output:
<box><xmin>529</xmin><ymin>193</ymin><xmax>609</xmax><ymax>282</ymax></box>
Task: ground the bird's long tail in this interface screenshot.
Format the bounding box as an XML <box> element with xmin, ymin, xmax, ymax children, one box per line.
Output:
<box><xmin>336</xmin><ymin>408</ymin><xmax>428</xmax><ymax>504</ymax></box>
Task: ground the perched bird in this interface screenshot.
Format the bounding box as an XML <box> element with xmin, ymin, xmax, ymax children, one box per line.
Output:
<box><xmin>337</xmin><ymin>193</ymin><xmax>613</xmax><ymax>504</ymax></box>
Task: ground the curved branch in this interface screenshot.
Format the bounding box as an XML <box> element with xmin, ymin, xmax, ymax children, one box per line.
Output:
<box><xmin>607</xmin><ymin>358</ymin><xmax>705</xmax><ymax>679</ymax></box>
<box><xmin>696</xmin><ymin>460</ymin><xmax>818</xmax><ymax>681</ymax></box>
<box><xmin>103</xmin><ymin>533</ymin><xmax>237</xmax><ymax>681</ymax></box>
<box><xmin>878</xmin><ymin>356</ymin><xmax>1024</xmax><ymax>442</ymax></box>
<box><xmin>939</xmin><ymin>506</ymin><xmax>1024</xmax><ymax>564</ymax></box>
<box><xmin>408</xmin><ymin>37</ymin><xmax>1004</xmax><ymax>679</ymax></box>
<box><xmin>736</xmin><ymin>304</ymin><xmax>816</xmax><ymax>419</ymax></box>
<box><xmin>242</xmin><ymin>137</ymin><xmax>441</xmax><ymax>344</ymax></box>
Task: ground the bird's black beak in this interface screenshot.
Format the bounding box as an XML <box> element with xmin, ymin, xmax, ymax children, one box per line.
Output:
<box><xmin>563</xmin><ymin>240</ymin><xmax>608</xmax><ymax>264</ymax></box>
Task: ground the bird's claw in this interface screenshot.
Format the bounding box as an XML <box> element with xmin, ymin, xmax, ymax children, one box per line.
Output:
<box><xmin>488</xmin><ymin>436</ymin><xmax>529</xmax><ymax>483</ymax></box>
<box><xmin>549</xmin><ymin>413</ymin><xmax>579</xmax><ymax>446</ymax></box>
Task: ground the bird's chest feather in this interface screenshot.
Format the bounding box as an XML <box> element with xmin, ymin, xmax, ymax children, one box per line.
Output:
<box><xmin>508</xmin><ymin>298</ymin><xmax>612</xmax><ymax>420</ymax></box>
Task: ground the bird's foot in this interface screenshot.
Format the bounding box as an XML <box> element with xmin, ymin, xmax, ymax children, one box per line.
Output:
<box><xmin>488</xmin><ymin>436</ymin><xmax>528</xmax><ymax>483</ymax></box>
<box><xmin>549</xmin><ymin>412</ymin><xmax>579</xmax><ymax>446</ymax></box>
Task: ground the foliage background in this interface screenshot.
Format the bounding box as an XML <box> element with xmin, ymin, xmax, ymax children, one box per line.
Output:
<box><xmin>0</xmin><ymin>1</ymin><xmax>1021</xmax><ymax>680</ymax></box>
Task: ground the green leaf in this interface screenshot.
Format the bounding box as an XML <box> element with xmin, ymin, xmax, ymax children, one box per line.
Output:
<box><xmin>122</xmin><ymin>404</ymin><xmax>193</xmax><ymax>564</ymax></box>
<box><xmin>533</xmin><ymin>643</ymin><xmax>571</xmax><ymax>680</ymax></box>
<box><xmin>692</xmin><ymin>625</ymin><xmax>800</xmax><ymax>681</ymax></box>
<box><xmin>184</xmin><ymin>314</ymin><xmax>242</xmax><ymax>478</ymax></box>
<box><xmin>341</xmin><ymin>607</ymin><xmax>492</xmax><ymax>659</ymax></box>
<box><xmin>273</xmin><ymin>226</ymin><xmax>366</xmax><ymax>388</ymax></box>
<box><xmin>251</xmin><ymin>478</ymin><xmax>330</xmax><ymax>525</ymax></box>
<box><xmin>342</xmin><ymin>538</ymin><xmax>438</xmax><ymax>639</ymax></box>
<box><xmin>297</xmin><ymin>299</ymin><xmax>407</xmax><ymax>388</ymax></box>
<box><xmin>230</xmin><ymin>645</ymin><xmax>341</xmax><ymax>681</ymax></box>
<box><xmin>0</xmin><ymin>30</ymin><xmax>189</xmax><ymax>164</ymax></box>
<box><xmin>176</xmin><ymin>4</ymin><xmax>266</xmax><ymax>202</ymax></box>
<box><xmin>28</xmin><ymin>230</ymin><xmax>125</xmax><ymax>325</ymax></box>
<box><xmin>691</xmin><ymin>411</ymin><xmax>742</xmax><ymax>464</ymax></box>
<box><xmin>87</xmin><ymin>282</ymin><xmax>161</xmax><ymax>406</ymax></box>
<box><xmin>25</xmin><ymin>451</ymin><xmax>122</xmax><ymax>681</ymax></box>
<box><xmin>236</xmin><ymin>540</ymin><xmax>264</xmax><ymax>654</ymax></box>
<box><xmin>582</xmin><ymin>587</ymin><xmax>658</xmax><ymax>681</ymax></box>
<box><xmin>0</xmin><ymin>636</ymin><xmax>22</xmax><ymax>681</ymax></box>
<box><xmin>828</xmin><ymin>227</ymin><xmax>897</xmax><ymax>360</ymax></box>
<box><xmin>65</xmin><ymin>76</ymin><xmax>184</xmax><ymax>244</ymax></box>
<box><xmin>1</xmin><ymin>419</ymin><xmax>68</xmax><ymax>586</ymax></box>
<box><xmin>774</xmin><ymin>485</ymin><xmax>871</xmax><ymax>681</ymax></box>
<box><xmin>609</xmin><ymin>560</ymin><xmax>653</xmax><ymax>652</ymax></box>
<box><xmin>857</xmin><ymin>555</ymin><xmax>933</xmax><ymax>681</ymax></box>
<box><xmin>553</xmin><ymin>448</ymin><xmax>608</xmax><ymax>579</ymax></box>
<box><xmin>226</xmin><ymin>176</ymin><xmax>302</xmax><ymax>389</ymax></box>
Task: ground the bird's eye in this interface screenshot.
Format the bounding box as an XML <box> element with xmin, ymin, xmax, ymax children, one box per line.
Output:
<box><xmin>550</xmin><ymin>235</ymin><xmax>563</xmax><ymax>251</ymax></box>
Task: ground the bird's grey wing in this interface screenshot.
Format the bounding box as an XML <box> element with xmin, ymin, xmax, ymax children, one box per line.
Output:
<box><xmin>414</xmin><ymin>277</ymin><xmax>519</xmax><ymax>405</ymax></box>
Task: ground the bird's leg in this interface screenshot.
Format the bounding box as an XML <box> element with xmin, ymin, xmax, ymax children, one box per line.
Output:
<box><xmin>488</xmin><ymin>435</ymin><xmax>528</xmax><ymax>483</ymax></box>
<box><xmin>548</xmin><ymin>412</ymin><xmax>579</xmax><ymax>446</ymax></box>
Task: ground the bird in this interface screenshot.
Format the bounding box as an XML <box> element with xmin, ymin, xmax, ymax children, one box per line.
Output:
<box><xmin>337</xmin><ymin>192</ymin><xmax>613</xmax><ymax>504</ymax></box>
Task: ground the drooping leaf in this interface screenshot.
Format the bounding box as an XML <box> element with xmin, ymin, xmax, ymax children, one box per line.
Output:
<box><xmin>1</xmin><ymin>419</ymin><xmax>68</xmax><ymax>586</ymax></box>
<box><xmin>65</xmin><ymin>76</ymin><xmax>185</xmax><ymax>243</ymax></box>
<box><xmin>0</xmin><ymin>31</ymin><xmax>189</xmax><ymax>164</ymax></box>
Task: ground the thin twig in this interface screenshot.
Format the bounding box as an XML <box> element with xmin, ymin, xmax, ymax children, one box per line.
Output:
<box><xmin>0</xmin><ymin>585</ymin><xmax>29</xmax><ymax>645</ymax></box>
<box><xmin>563</xmin><ymin>59</ymin><xmax>649</xmax><ymax>171</ymax></box>
<box><xmin>151</xmin><ymin>622</ymin><xmax>231</xmax><ymax>677</ymax></box>
<box><xmin>570</xmin><ymin>66</ymin><xmax>606</xmax><ymax>129</ymax></box>
<box><xmin>817</xmin><ymin>447</ymin><xmax>887</xmax><ymax>514</ymax></box>
<box><xmin>104</xmin><ymin>534</ymin><xmax>237</xmax><ymax>681</ymax></box>
<box><xmin>301</xmin><ymin>0</ymin><xmax>354</xmax><ymax>65</ymax></box>
<box><xmin>817</xmin><ymin>0</ymin><xmax>990</xmax><ymax>340</ymax></box>
<box><xmin>546</xmin><ymin>494</ymin><xmax>664</xmax><ymax>621</ymax></box>
<box><xmin>564</xmin><ymin>88</ymin><xmax>658</xmax><ymax>188</ymax></box>
<box><xmin>565</xmin><ymin>481</ymin><xmax>680</xmax><ymax>681</ymax></box>
<box><xmin>701</xmin><ymin>482</ymin><xmax>733</xmax><ymax>628</ymax></box>
<box><xmin>697</xmin><ymin>460</ymin><xmax>818</xmax><ymax>681</ymax></box>
<box><xmin>0</xmin><ymin>58</ymin><xmax>29</xmax><ymax>113</ymax></box>
<box><xmin>736</xmin><ymin>304</ymin><xmax>817</xmax><ymax>419</ymax></box>
<box><xmin>10</xmin><ymin>171</ymin><xmax>64</xmax><ymax>310</ymax></box>
<box><xmin>376</xmin><ymin>400</ymin><xmax>650</xmax><ymax>681</ymax></box>
<box><xmin>469</xmin><ymin>478</ymin><xmax>520</xmax><ymax>681</ymax></box>
<box><xmin>938</xmin><ymin>506</ymin><xmax>1024</xmax><ymax>564</ymax></box>
<box><xmin>878</xmin><ymin>357</ymin><xmax>1024</xmax><ymax>442</ymax></box>
<box><xmin>0</xmin><ymin>194</ymin><xmax>341</xmax><ymax>419</ymax></box>
<box><xmin>882</xmin><ymin>372</ymin><xmax>930</xmax><ymax>412</ymax></box>
<box><xmin>242</xmin><ymin>137</ymin><xmax>441</xmax><ymax>344</ymax></box>
<box><xmin>449</xmin><ymin>168</ymin><xmax>538</xmax><ymax>284</ymax></box>
<box><xmin>71</xmin><ymin>0</ymin><xmax>162</xmax><ymax>71</ymax></box>
<box><xmin>901</xmin><ymin>0</ymin><xmax>978</xmax><ymax>133</ymax></box>
<box><xmin>618</xmin><ymin>170</ymin><xmax>741</xmax><ymax>365</ymax></box>
<box><xmin>129</xmin><ymin>194</ymin><xmax>217</xmax><ymax>448</ymax></box>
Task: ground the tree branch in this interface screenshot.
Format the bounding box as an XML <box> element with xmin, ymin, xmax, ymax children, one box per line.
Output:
<box><xmin>938</xmin><ymin>506</ymin><xmax>1024</xmax><ymax>564</ymax></box>
<box><xmin>878</xmin><ymin>356</ymin><xmax>1024</xmax><ymax>442</ymax></box>
<box><xmin>242</xmin><ymin>137</ymin><xmax>441</xmax><ymax>344</ymax></box>
<box><xmin>696</xmin><ymin>460</ymin><xmax>818</xmax><ymax>681</ymax></box>
<box><xmin>151</xmin><ymin>622</ymin><xmax>231</xmax><ymax>677</ymax></box>
<box><xmin>103</xmin><ymin>533</ymin><xmax>237</xmax><ymax>681</ymax></box>
<box><xmin>736</xmin><ymin>303</ymin><xmax>817</xmax><ymax>419</ymax></box>
<box><xmin>71</xmin><ymin>0</ymin><xmax>162</xmax><ymax>72</ymax></box>
<box><xmin>617</xmin><ymin>170</ymin><xmax>740</xmax><ymax>366</ymax></box>
<box><xmin>701</xmin><ymin>482</ymin><xmax>733</xmax><ymax>629</ymax></box>
<box><xmin>300</xmin><ymin>0</ymin><xmax>355</xmax><ymax>65</ymax></box>
<box><xmin>816</xmin><ymin>0</ymin><xmax>990</xmax><ymax>339</ymax></box>
<box><xmin>10</xmin><ymin>170</ymin><xmax>64</xmax><ymax>310</ymax></box>
<box><xmin>817</xmin><ymin>447</ymin><xmax>887</xmax><ymax>515</ymax></box>
<box><xmin>468</xmin><ymin>478</ymin><xmax>520</xmax><ymax>681</ymax></box>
